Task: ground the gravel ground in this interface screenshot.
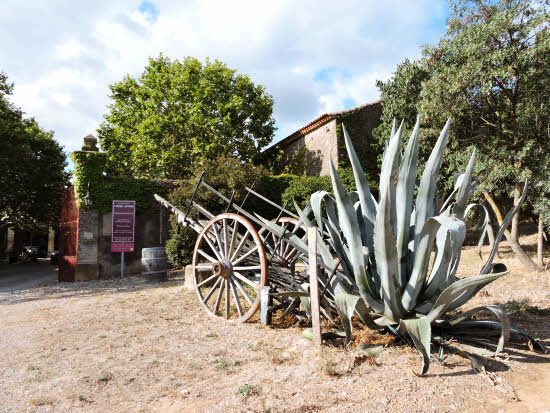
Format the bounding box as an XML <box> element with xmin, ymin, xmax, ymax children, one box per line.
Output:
<box><xmin>0</xmin><ymin>237</ymin><xmax>548</xmax><ymax>413</ymax></box>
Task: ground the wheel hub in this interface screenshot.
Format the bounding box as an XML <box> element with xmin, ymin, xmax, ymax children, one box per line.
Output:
<box><xmin>212</xmin><ymin>260</ymin><xmax>232</xmax><ymax>279</ymax></box>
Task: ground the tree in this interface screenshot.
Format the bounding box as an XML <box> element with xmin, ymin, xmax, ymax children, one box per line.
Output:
<box><xmin>98</xmin><ymin>55</ymin><xmax>276</xmax><ymax>179</ymax></box>
<box><xmin>0</xmin><ymin>72</ymin><xmax>69</xmax><ymax>232</ymax></box>
<box><xmin>374</xmin><ymin>0</ymin><xmax>550</xmax><ymax>270</ymax></box>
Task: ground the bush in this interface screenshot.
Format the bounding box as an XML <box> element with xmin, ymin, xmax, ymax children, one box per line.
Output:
<box><xmin>282</xmin><ymin>175</ymin><xmax>333</xmax><ymax>209</ymax></box>
<box><xmin>165</xmin><ymin>223</ymin><xmax>196</xmax><ymax>269</ymax></box>
<box><xmin>281</xmin><ymin>167</ymin><xmax>361</xmax><ymax>210</ymax></box>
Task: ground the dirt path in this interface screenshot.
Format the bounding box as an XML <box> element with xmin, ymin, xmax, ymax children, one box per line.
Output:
<box><xmin>0</xmin><ymin>241</ymin><xmax>548</xmax><ymax>412</ymax></box>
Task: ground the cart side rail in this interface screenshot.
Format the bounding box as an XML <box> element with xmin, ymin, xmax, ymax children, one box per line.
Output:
<box><xmin>154</xmin><ymin>194</ymin><xmax>209</xmax><ymax>234</ymax></box>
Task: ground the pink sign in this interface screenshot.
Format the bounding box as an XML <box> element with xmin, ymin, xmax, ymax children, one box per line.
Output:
<box><xmin>111</xmin><ymin>200</ymin><xmax>135</xmax><ymax>252</ymax></box>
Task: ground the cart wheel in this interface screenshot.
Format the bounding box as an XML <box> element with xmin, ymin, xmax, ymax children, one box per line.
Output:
<box><xmin>193</xmin><ymin>213</ymin><xmax>267</xmax><ymax>322</ymax></box>
<box><xmin>259</xmin><ymin>217</ymin><xmax>306</xmax><ymax>267</ymax></box>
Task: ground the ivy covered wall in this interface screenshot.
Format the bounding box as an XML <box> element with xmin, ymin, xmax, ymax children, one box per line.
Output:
<box><xmin>71</xmin><ymin>151</ymin><xmax>177</xmax><ymax>213</ymax></box>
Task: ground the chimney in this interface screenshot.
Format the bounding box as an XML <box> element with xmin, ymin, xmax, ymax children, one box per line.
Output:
<box><xmin>82</xmin><ymin>134</ymin><xmax>99</xmax><ymax>152</ymax></box>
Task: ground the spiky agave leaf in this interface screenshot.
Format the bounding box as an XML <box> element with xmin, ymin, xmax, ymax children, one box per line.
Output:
<box><xmin>334</xmin><ymin>292</ymin><xmax>361</xmax><ymax>346</ymax></box>
<box><xmin>444</xmin><ymin>305</ymin><xmax>510</xmax><ymax>355</ymax></box>
<box><xmin>402</xmin><ymin>215</ymin><xmax>466</xmax><ymax>311</ymax></box>
<box><xmin>329</xmin><ymin>160</ymin><xmax>383</xmax><ymax>313</ymax></box>
<box><xmin>374</xmin><ymin>124</ymin><xmax>404</xmax><ymax>321</ymax></box>
<box><xmin>396</xmin><ymin>116</ymin><xmax>420</xmax><ymax>288</ymax></box>
<box><xmin>414</xmin><ymin>118</ymin><xmax>451</xmax><ymax>256</ymax></box>
<box><xmin>399</xmin><ymin>317</ymin><xmax>431</xmax><ymax>375</ymax></box>
<box><xmin>342</xmin><ymin>124</ymin><xmax>377</xmax><ymax>257</ymax></box>
<box><xmin>454</xmin><ymin>148</ymin><xmax>476</xmax><ymax>219</ymax></box>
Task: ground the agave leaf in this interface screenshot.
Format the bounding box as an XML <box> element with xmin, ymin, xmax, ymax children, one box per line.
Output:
<box><xmin>396</xmin><ymin>116</ymin><xmax>421</xmax><ymax>288</ymax></box>
<box><xmin>447</xmin><ymin>263</ymin><xmax>509</xmax><ymax>312</ymax></box>
<box><xmin>329</xmin><ymin>160</ymin><xmax>383</xmax><ymax>313</ymax></box>
<box><xmin>335</xmin><ymin>292</ymin><xmax>361</xmax><ymax>345</ymax></box>
<box><xmin>356</xmin><ymin>344</ymin><xmax>384</xmax><ymax>357</ymax></box>
<box><xmin>375</xmin><ymin>124</ymin><xmax>404</xmax><ymax>321</ymax></box>
<box><xmin>445</xmin><ymin>305</ymin><xmax>510</xmax><ymax>355</ymax></box>
<box><xmin>442</xmin><ymin>321</ymin><xmax>546</xmax><ymax>354</ymax></box>
<box><xmin>426</xmin><ymin>269</ymin><xmax>508</xmax><ymax>323</ymax></box>
<box><xmin>454</xmin><ymin>148</ymin><xmax>476</xmax><ymax>219</ymax></box>
<box><xmin>399</xmin><ymin>317</ymin><xmax>431</xmax><ymax>375</ymax></box>
<box><xmin>420</xmin><ymin>216</ymin><xmax>466</xmax><ymax>302</ymax></box>
<box><xmin>294</xmin><ymin>201</ymin><xmax>336</xmax><ymax>272</ymax></box>
<box><xmin>391</xmin><ymin>118</ymin><xmax>397</xmax><ymax>137</ymax></box>
<box><xmin>342</xmin><ymin>124</ymin><xmax>376</xmax><ymax>255</ymax></box>
<box><xmin>300</xmin><ymin>282</ymin><xmax>311</xmax><ymax>317</ymax></box>
<box><xmin>302</xmin><ymin>328</ymin><xmax>313</xmax><ymax>340</ymax></box>
<box><xmin>355</xmin><ymin>297</ymin><xmax>384</xmax><ymax>330</ymax></box>
<box><xmin>480</xmin><ymin>181</ymin><xmax>528</xmax><ymax>275</ymax></box>
<box><xmin>414</xmin><ymin>118</ymin><xmax>452</xmax><ymax>253</ymax></box>
<box><xmin>402</xmin><ymin>215</ymin><xmax>465</xmax><ymax>311</ymax></box>
<box><xmin>310</xmin><ymin>191</ymin><xmax>334</xmax><ymax>234</ymax></box>
<box><xmin>464</xmin><ymin>203</ymin><xmax>490</xmax><ymax>258</ymax></box>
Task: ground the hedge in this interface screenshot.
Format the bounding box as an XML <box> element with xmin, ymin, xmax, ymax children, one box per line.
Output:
<box><xmin>71</xmin><ymin>151</ymin><xmax>176</xmax><ymax>213</ymax></box>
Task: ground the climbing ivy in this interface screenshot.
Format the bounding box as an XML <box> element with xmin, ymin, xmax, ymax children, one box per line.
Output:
<box><xmin>71</xmin><ymin>151</ymin><xmax>176</xmax><ymax>213</ymax></box>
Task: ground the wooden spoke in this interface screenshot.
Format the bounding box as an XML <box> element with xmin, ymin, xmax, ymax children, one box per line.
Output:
<box><xmin>197</xmin><ymin>273</ymin><xmax>217</xmax><ymax>287</ymax></box>
<box><xmin>229</xmin><ymin>279</ymin><xmax>244</xmax><ymax>317</ymax></box>
<box><xmin>233</xmin><ymin>271</ymin><xmax>258</xmax><ymax>288</ymax></box>
<box><xmin>233</xmin><ymin>277</ymin><xmax>253</xmax><ymax>305</ymax></box>
<box><xmin>203</xmin><ymin>277</ymin><xmax>222</xmax><ymax>303</ymax></box>
<box><xmin>228</xmin><ymin>220</ymin><xmax>239</xmax><ymax>259</ymax></box>
<box><xmin>259</xmin><ymin>216</ymin><xmax>306</xmax><ymax>267</ymax></box>
<box><xmin>231</xmin><ymin>246</ymin><xmax>259</xmax><ymax>266</ymax></box>
<box><xmin>214</xmin><ymin>279</ymin><xmax>225</xmax><ymax>314</ymax></box>
<box><xmin>224</xmin><ymin>279</ymin><xmax>230</xmax><ymax>319</ymax></box>
<box><xmin>198</xmin><ymin>249</ymin><xmax>217</xmax><ymax>263</ymax></box>
<box><xmin>230</xmin><ymin>231</ymin><xmax>250</xmax><ymax>262</ymax></box>
<box><xmin>233</xmin><ymin>265</ymin><xmax>262</xmax><ymax>271</ymax></box>
<box><xmin>223</xmin><ymin>218</ymin><xmax>229</xmax><ymax>258</ymax></box>
<box><xmin>193</xmin><ymin>213</ymin><xmax>267</xmax><ymax>323</ymax></box>
<box><xmin>212</xmin><ymin>222</ymin><xmax>225</xmax><ymax>259</ymax></box>
<box><xmin>203</xmin><ymin>233</ymin><xmax>223</xmax><ymax>261</ymax></box>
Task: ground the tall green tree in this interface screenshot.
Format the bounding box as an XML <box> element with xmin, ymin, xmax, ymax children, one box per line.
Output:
<box><xmin>374</xmin><ymin>0</ymin><xmax>549</xmax><ymax>269</ymax></box>
<box><xmin>0</xmin><ymin>72</ymin><xmax>69</xmax><ymax>232</ymax></box>
<box><xmin>98</xmin><ymin>55</ymin><xmax>276</xmax><ymax>179</ymax></box>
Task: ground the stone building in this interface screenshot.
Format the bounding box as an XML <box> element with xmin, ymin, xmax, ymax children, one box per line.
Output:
<box><xmin>267</xmin><ymin>100</ymin><xmax>382</xmax><ymax>176</ymax></box>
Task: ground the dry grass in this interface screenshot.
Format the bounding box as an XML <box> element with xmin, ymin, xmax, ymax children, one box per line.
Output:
<box><xmin>0</xmin><ymin>232</ymin><xmax>549</xmax><ymax>412</ymax></box>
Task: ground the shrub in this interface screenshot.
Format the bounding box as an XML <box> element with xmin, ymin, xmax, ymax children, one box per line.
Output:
<box><xmin>281</xmin><ymin>167</ymin><xmax>358</xmax><ymax>210</ymax></box>
<box><xmin>165</xmin><ymin>223</ymin><xmax>196</xmax><ymax>269</ymax></box>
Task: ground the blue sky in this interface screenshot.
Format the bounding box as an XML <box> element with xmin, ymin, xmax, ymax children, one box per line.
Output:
<box><xmin>1</xmin><ymin>0</ymin><xmax>449</xmax><ymax>159</ymax></box>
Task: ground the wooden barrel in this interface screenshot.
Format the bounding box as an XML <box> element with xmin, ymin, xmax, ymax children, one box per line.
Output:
<box><xmin>141</xmin><ymin>247</ymin><xmax>168</xmax><ymax>282</ymax></box>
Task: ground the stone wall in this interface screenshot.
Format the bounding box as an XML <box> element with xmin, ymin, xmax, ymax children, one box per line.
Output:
<box><xmin>338</xmin><ymin>101</ymin><xmax>382</xmax><ymax>157</ymax></box>
<box><xmin>282</xmin><ymin>118</ymin><xmax>338</xmax><ymax>176</ymax></box>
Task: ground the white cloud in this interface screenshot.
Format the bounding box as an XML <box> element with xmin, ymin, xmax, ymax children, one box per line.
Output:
<box><xmin>0</xmin><ymin>0</ymin><xmax>447</xmax><ymax>155</ymax></box>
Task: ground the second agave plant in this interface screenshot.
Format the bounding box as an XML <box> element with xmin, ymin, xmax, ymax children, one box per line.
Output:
<box><xmin>259</xmin><ymin>117</ymin><xmax>543</xmax><ymax>374</ymax></box>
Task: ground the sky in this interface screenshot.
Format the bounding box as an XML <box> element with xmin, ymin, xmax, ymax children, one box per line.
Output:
<box><xmin>1</xmin><ymin>0</ymin><xmax>449</xmax><ymax>159</ymax></box>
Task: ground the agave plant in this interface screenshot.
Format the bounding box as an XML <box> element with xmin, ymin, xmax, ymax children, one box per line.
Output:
<box><xmin>259</xmin><ymin>117</ymin><xmax>543</xmax><ymax>374</ymax></box>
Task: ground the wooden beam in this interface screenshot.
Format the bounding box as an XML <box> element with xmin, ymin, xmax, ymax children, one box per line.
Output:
<box><xmin>308</xmin><ymin>227</ymin><xmax>322</xmax><ymax>347</ymax></box>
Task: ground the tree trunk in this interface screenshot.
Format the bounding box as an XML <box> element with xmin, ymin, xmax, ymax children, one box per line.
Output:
<box><xmin>483</xmin><ymin>191</ymin><xmax>538</xmax><ymax>271</ymax></box>
<box><xmin>538</xmin><ymin>215</ymin><xmax>545</xmax><ymax>269</ymax></box>
<box><xmin>486</xmin><ymin>222</ymin><xmax>500</xmax><ymax>258</ymax></box>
